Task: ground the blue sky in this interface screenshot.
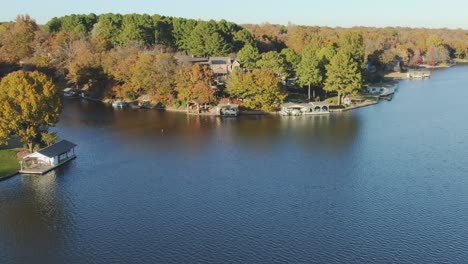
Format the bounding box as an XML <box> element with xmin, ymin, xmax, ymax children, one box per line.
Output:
<box><xmin>0</xmin><ymin>0</ymin><xmax>466</xmax><ymax>29</ymax></box>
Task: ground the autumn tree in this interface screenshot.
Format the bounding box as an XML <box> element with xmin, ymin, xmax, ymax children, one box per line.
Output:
<box><xmin>175</xmin><ymin>64</ymin><xmax>215</xmax><ymax>104</ymax></box>
<box><xmin>453</xmin><ymin>42</ymin><xmax>467</xmax><ymax>59</ymax></box>
<box><xmin>425</xmin><ymin>44</ymin><xmax>449</xmax><ymax>66</ymax></box>
<box><xmin>410</xmin><ymin>48</ymin><xmax>423</xmax><ymax>65</ymax></box>
<box><xmin>0</xmin><ymin>71</ymin><xmax>61</xmax><ymax>151</ymax></box>
<box><xmin>286</xmin><ymin>25</ymin><xmax>314</xmax><ymax>53</ymax></box>
<box><xmin>226</xmin><ymin>69</ymin><xmax>287</xmax><ymax>111</ymax></box>
<box><xmin>65</xmin><ymin>39</ymin><xmax>107</xmax><ymax>98</ymax></box>
<box><xmin>126</xmin><ymin>52</ymin><xmax>178</xmax><ymax>102</ymax></box>
<box><xmin>426</xmin><ymin>35</ymin><xmax>444</xmax><ymax>50</ymax></box>
<box><xmin>41</xmin><ymin>131</ymin><xmax>58</xmax><ymax>146</ymax></box>
<box><xmin>0</xmin><ymin>15</ymin><xmax>38</xmax><ymax>63</ymax></box>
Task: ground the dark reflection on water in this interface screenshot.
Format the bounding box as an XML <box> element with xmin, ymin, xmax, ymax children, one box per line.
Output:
<box><xmin>1</xmin><ymin>66</ymin><xmax>468</xmax><ymax>263</ymax></box>
<box><xmin>0</xmin><ymin>169</ymin><xmax>73</xmax><ymax>263</ymax></box>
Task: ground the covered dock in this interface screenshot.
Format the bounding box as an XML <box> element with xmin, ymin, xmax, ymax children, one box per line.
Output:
<box><xmin>407</xmin><ymin>71</ymin><xmax>431</xmax><ymax>79</ymax></box>
<box><xmin>19</xmin><ymin>140</ymin><xmax>77</xmax><ymax>175</ymax></box>
<box><xmin>217</xmin><ymin>104</ymin><xmax>239</xmax><ymax>116</ymax></box>
<box><xmin>280</xmin><ymin>102</ymin><xmax>330</xmax><ymax>116</ymax></box>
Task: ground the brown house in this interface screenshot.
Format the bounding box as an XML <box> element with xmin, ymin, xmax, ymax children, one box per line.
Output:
<box><xmin>175</xmin><ymin>55</ymin><xmax>240</xmax><ymax>85</ymax></box>
<box><xmin>205</xmin><ymin>57</ymin><xmax>240</xmax><ymax>85</ymax></box>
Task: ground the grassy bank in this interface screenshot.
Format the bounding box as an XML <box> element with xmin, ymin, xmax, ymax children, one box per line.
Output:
<box><xmin>0</xmin><ymin>149</ymin><xmax>19</xmax><ymax>179</ymax></box>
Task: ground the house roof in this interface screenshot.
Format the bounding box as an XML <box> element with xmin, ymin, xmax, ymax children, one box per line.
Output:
<box><xmin>282</xmin><ymin>102</ymin><xmax>310</xmax><ymax>108</ymax></box>
<box><xmin>37</xmin><ymin>140</ymin><xmax>77</xmax><ymax>158</ymax></box>
<box><xmin>175</xmin><ymin>55</ymin><xmax>208</xmax><ymax>65</ymax></box>
<box><xmin>217</xmin><ymin>104</ymin><xmax>239</xmax><ymax>109</ymax></box>
<box><xmin>309</xmin><ymin>102</ymin><xmax>329</xmax><ymax>107</ymax></box>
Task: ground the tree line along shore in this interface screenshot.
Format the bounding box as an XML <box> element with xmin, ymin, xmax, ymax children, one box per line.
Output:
<box><xmin>1</xmin><ymin>14</ymin><xmax>467</xmax><ymax>110</ymax></box>
<box><xmin>1</xmin><ymin>13</ymin><xmax>468</xmax><ymax>162</ymax></box>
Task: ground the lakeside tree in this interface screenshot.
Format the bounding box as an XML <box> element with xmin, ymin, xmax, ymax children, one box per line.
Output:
<box><xmin>0</xmin><ymin>15</ymin><xmax>38</xmax><ymax>63</ymax></box>
<box><xmin>324</xmin><ymin>50</ymin><xmax>363</xmax><ymax>105</ymax></box>
<box><xmin>280</xmin><ymin>48</ymin><xmax>301</xmax><ymax>76</ymax></box>
<box><xmin>185</xmin><ymin>21</ymin><xmax>232</xmax><ymax>56</ymax></box>
<box><xmin>256</xmin><ymin>51</ymin><xmax>288</xmax><ymax>77</ymax></box>
<box><xmin>2</xmin><ymin>13</ymin><xmax>468</xmax><ymax>111</ymax></box>
<box><xmin>118</xmin><ymin>14</ymin><xmax>155</xmax><ymax>46</ymax></box>
<box><xmin>339</xmin><ymin>31</ymin><xmax>366</xmax><ymax>73</ymax></box>
<box><xmin>41</xmin><ymin>131</ymin><xmax>58</xmax><ymax>146</ymax></box>
<box><xmin>0</xmin><ymin>71</ymin><xmax>61</xmax><ymax>151</ymax></box>
<box><xmin>127</xmin><ymin>52</ymin><xmax>178</xmax><ymax>102</ymax></box>
<box><xmin>296</xmin><ymin>43</ymin><xmax>322</xmax><ymax>100</ymax></box>
<box><xmin>233</xmin><ymin>29</ymin><xmax>256</xmax><ymax>50</ymax></box>
<box><xmin>226</xmin><ymin>69</ymin><xmax>287</xmax><ymax>111</ymax></box>
<box><xmin>237</xmin><ymin>44</ymin><xmax>260</xmax><ymax>69</ymax></box>
<box><xmin>91</xmin><ymin>13</ymin><xmax>123</xmax><ymax>45</ymax></box>
<box><xmin>66</xmin><ymin>40</ymin><xmax>106</xmax><ymax>90</ymax></box>
<box><xmin>175</xmin><ymin>64</ymin><xmax>215</xmax><ymax>104</ymax></box>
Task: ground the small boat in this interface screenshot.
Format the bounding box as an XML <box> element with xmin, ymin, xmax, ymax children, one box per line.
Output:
<box><xmin>112</xmin><ymin>100</ymin><xmax>128</xmax><ymax>108</ymax></box>
<box><xmin>63</xmin><ymin>87</ymin><xmax>79</xmax><ymax>98</ymax></box>
<box><xmin>64</xmin><ymin>91</ymin><xmax>78</xmax><ymax>98</ymax></box>
<box><xmin>129</xmin><ymin>103</ymin><xmax>140</xmax><ymax>109</ymax></box>
<box><xmin>138</xmin><ymin>101</ymin><xmax>152</xmax><ymax>109</ymax></box>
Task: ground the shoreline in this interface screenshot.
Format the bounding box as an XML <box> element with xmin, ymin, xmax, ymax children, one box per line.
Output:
<box><xmin>0</xmin><ymin>148</ymin><xmax>21</xmax><ymax>181</ymax></box>
<box><xmin>0</xmin><ymin>171</ymin><xmax>18</xmax><ymax>181</ymax></box>
<box><xmin>81</xmin><ymin>95</ymin><xmax>383</xmax><ymax>116</ymax></box>
<box><xmin>79</xmin><ymin>65</ymin><xmax>463</xmax><ymax>116</ymax></box>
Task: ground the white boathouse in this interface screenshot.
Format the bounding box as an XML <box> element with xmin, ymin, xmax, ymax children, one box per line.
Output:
<box><xmin>20</xmin><ymin>140</ymin><xmax>77</xmax><ymax>174</ymax></box>
<box><xmin>280</xmin><ymin>102</ymin><xmax>330</xmax><ymax>116</ymax></box>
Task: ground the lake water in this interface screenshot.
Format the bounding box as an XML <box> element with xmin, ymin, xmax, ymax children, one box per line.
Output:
<box><xmin>1</xmin><ymin>66</ymin><xmax>468</xmax><ymax>263</ymax></box>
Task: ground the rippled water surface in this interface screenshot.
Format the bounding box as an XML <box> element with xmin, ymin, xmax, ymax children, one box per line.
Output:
<box><xmin>1</xmin><ymin>66</ymin><xmax>468</xmax><ymax>263</ymax></box>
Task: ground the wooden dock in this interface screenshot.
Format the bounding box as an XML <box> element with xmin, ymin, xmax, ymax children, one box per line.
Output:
<box><xmin>407</xmin><ymin>71</ymin><xmax>431</xmax><ymax>79</ymax></box>
<box><xmin>19</xmin><ymin>156</ymin><xmax>76</xmax><ymax>175</ymax></box>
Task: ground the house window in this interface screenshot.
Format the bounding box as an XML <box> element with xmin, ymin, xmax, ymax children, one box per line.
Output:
<box><xmin>59</xmin><ymin>153</ymin><xmax>68</xmax><ymax>163</ymax></box>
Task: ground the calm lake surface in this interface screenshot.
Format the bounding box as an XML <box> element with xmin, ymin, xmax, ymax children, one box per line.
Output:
<box><xmin>1</xmin><ymin>66</ymin><xmax>468</xmax><ymax>263</ymax></box>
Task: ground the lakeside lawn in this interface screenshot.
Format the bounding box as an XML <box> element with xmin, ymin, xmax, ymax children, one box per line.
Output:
<box><xmin>0</xmin><ymin>149</ymin><xmax>19</xmax><ymax>179</ymax></box>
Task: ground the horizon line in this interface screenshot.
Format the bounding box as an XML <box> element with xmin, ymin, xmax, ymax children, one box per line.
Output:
<box><xmin>1</xmin><ymin>12</ymin><xmax>467</xmax><ymax>31</ymax></box>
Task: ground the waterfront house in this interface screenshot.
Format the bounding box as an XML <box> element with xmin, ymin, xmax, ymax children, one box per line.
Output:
<box><xmin>19</xmin><ymin>140</ymin><xmax>77</xmax><ymax>174</ymax></box>
<box><xmin>175</xmin><ymin>55</ymin><xmax>240</xmax><ymax>85</ymax></box>
<box><xmin>205</xmin><ymin>57</ymin><xmax>240</xmax><ymax>85</ymax></box>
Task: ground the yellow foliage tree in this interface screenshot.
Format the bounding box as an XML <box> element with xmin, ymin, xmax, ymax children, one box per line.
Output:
<box><xmin>175</xmin><ymin>64</ymin><xmax>215</xmax><ymax>104</ymax></box>
<box><xmin>0</xmin><ymin>71</ymin><xmax>61</xmax><ymax>151</ymax></box>
<box><xmin>226</xmin><ymin>69</ymin><xmax>287</xmax><ymax>111</ymax></box>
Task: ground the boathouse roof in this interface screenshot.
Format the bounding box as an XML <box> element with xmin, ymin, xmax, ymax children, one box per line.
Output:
<box><xmin>309</xmin><ymin>102</ymin><xmax>329</xmax><ymax>107</ymax></box>
<box><xmin>217</xmin><ymin>103</ymin><xmax>239</xmax><ymax>108</ymax></box>
<box><xmin>37</xmin><ymin>140</ymin><xmax>77</xmax><ymax>158</ymax></box>
<box><xmin>281</xmin><ymin>102</ymin><xmax>310</xmax><ymax>108</ymax></box>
